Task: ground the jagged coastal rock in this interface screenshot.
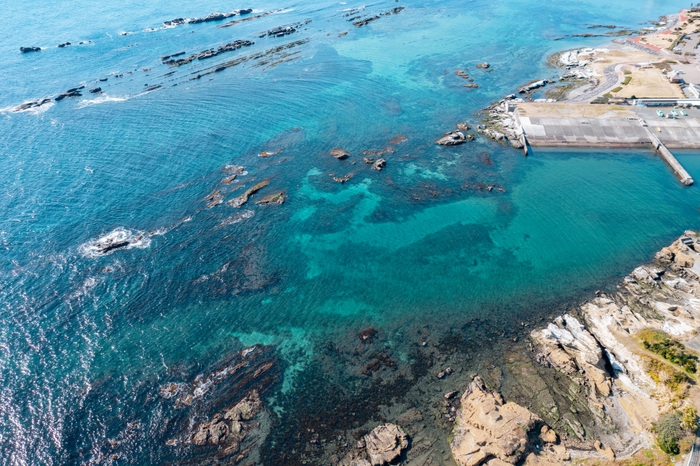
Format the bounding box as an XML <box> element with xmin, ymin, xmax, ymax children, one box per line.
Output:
<box><xmin>255</xmin><ymin>191</ymin><xmax>286</xmax><ymax>205</ymax></box>
<box><xmin>163</xmin><ymin>40</ymin><xmax>254</xmax><ymax>66</ymax></box>
<box><xmin>451</xmin><ymin>376</ymin><xmax>568</xmax><ymax>465</ymax></box>
<box><xmin>330</xmin><ymin>148</ymin><xmax>350</xmax><ymax>159</ymax></box>
<box><xmin>340</xmin><ymin>423</ymin><xmax>409</xmax><ymax>466</ymax></box>
<box><xmin>55</xmin><ymin>87</ymin><xmax>84</xmax><ymax>101</ymax></box>
<box><xmin>13</xmin><ymin>98</ymin><xmax>51</xmax><ymax>112</ymax></box>
<box><xmin>364</xmin><ymin>423</ymin><xmax>409</xmax><ymax>465</ymax></box>
<box><xmin>228</xmin><ymin>180</ymin><xmax>270</xmax><ymax>208</ymax></box>
<box><xmin>444</xmin><ymin>231</ymin><xmax>700</xmax><ymax>464</ymax></box>
<box><xmin>526</xmin><ymin>231</ymin><xmax>700</xmax><ymax>458</ymax></box>
<box><xmin>478</xmin><ymin>100</ymin><xmax>526</xmax><ymax>149</ymax></box>
<box><xmin>372</xmin><ymin>158</ymin><xmax>386</xmax><ymax>171</ymax></box>
<box><xmin>435</xmin><ymin>130</ymin><xmax>467</xmax><ymax>146</ymax></box>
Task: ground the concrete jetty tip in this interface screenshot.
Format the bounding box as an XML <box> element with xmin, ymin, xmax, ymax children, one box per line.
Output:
<box><xmin>644</xmin><ymin>127</ymin><xmax>694</xmax><ymax>186</ymax></box>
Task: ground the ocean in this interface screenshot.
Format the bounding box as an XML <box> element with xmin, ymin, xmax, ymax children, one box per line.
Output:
<box><xmin>0</xmin><ymin>0</ymin><xmax>698</xmax><ymax>464</ymax></box>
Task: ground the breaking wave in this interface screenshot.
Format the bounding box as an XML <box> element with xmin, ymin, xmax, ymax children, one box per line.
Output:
<box><xmin>78</xmin><ymin>227</ymin><xmax>151</xmax><ymax>258</ymax></box>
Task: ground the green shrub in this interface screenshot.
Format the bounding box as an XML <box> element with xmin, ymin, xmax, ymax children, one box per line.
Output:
<box><xmin>611</xmin><ymin>86</ymin><xmax>623</xmax><ymax>93</ymax></box>
<box><xmin>654</xmin><ymin>411</ymin><xmax>682</xmax><ymax>454</ymax></box>
<box><xmin>681</xmin><ymin>405</ymin><xmax>698</xmax><ymax>431</ymax></box>
<box><xmin>624</xmin><ymin>70</ymin><xmax>632</xmax><ymax>75</ymax></box>
<box><xmin>623</xmin><ymin>76</ymin><xmax>632</xmax><ymax>85</ymax></box>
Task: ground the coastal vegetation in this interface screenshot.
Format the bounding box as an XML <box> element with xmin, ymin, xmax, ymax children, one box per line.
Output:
<box><xmin>652</xmin><ymin>406</ymin><xmax>698</xmax><ymax>454</ymax></box>
<box><xmin>643</xmin><ymin>357</ymin><xmax>690</xmax><ymax>397</ymax></box>
<box><xmin>638</xmin><ymin>329</ymin><xmax>698</xmax><ymax>374</ymax></box>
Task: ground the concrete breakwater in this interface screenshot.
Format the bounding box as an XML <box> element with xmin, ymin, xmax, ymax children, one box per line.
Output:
<box><xmin>479</xmin><ymin>101</ymin><xmax>698</xmax><ymax>185</ymax></box>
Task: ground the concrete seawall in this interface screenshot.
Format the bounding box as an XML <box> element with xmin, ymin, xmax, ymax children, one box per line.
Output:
<box><xmin>515</xmin><ymin>107</ymin><xmax>697</xmax><ymax>186</ymax></box>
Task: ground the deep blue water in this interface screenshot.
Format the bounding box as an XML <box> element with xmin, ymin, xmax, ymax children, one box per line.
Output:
<box><xmin>1</xmin><ymin>0</ymin><xmax>699</xmax><ymax>464</ymax></box>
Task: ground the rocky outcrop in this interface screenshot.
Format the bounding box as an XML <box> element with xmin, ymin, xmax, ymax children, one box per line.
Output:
<box><xmin>531</xmin><ymin>314</ymin><xmax>612</xmax><ymax>400</ymax></box>
<box><xmin>163</xmin><ymin>40</ymin><xmax>254</xmax><ymax>66</ymax></box>
<box><xmin>261</xmin><ymin>21</ymin><xmax>311</xmax><ymax>38</ymax></box>
<box><xmin>451</xmin><ymin>376</ymin><xmax>568</xmax><ymax>465</ymax></box>
<box><xmin>363</xmin><ymin>424</ymin><xmax>408</xmax><ymax>465</ymax></box>
<box><xmin>191</xmin><ymin>390</ymin><xmax>263</xmax><ymax>457</ymax></box>
<box><xmin>20</xmin><ymin>46</ymin><xmax>41</xmax><ymax>53</ymax></box>
<box><xmin>13</xmin><ymin>98</ymin><xmax>51</xmax><ymax>112</ymax></box>
<box><xmin>518</xmin><ymin>79</ymin><xmax>550</xmax><ymax>94</ymax></box>
<box><xmin>478</xmin><ymin>100</ymin><xmax>525</xmax><ymax>149</ymax></box>
<box><xmin>228</xmin><ymin>180</ymin><xmax>269</xmax><ymax>208</ymax></box>
<box><xmin>255</xmin><ymin>191</ymin><xmax>285</xmax><ymax>205</ymax></box>
<box><xmin>158</xmin><ymin>344</ymin><xmax>280</xmax><ymax>464</ymax></box>
<box><xmin>340</xmin><ymin>423</ymin><xmax>409</xmax><ymax>466</ymax></box>
<box><xmin>163</xmin><ymin>9</ymin><xmax>252</xmax><ymax>27</ymax></box>
<box><xmin>529</xmin><ymin>231</ymin><xmax>700</xmax><ymax>458</ymax></box>
<box><xmin>330</xmin><ymin>149</ymin><xmax>350</xmax><ymax>160</ymax></box>
<box><xmin>258</xmin><ymin>148</ymin><xmax>283</xmax><ymax>157</ymax></box>
<box><xmin>205</xmin><ymin>189</ymin><xmax>223</xmax><ymax>208</ymax></box>
<box><xmin>55</xmin><ymin>86</ymin><xmax>84</xmax><ymax>101</ymax></box>
<box><xmin>436</xmin><ymin>131</ymin><xmax>467</xmax><ymax>146</ymax></box>
<box><xmin>372</xmin><ymin>158</ymin><xmax>386</xmax><ymax>171</ymax></box>
<box><xmin>351</xmin><ymin>7</ymin><xmax>404</xmax><ymax>27</ymax></box>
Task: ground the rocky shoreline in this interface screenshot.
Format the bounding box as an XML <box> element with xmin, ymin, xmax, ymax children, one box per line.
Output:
<box><xmin>150</xmin><ymin>231</ymin><xmax>700</xmax><ymax>465</ymax></box>
<box><xmin>322</xmin><ymin>231</ymin><xmax>700</xmax><ymax>466</ymax></box>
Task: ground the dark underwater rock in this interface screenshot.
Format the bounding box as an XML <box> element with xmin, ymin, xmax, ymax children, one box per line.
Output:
<box><xmin>358</xmin><ymin>328</ymin><xmax>378</xmax><ymax>341</ymax></box>
<box><xmin>352</xmin><ymin>7</ymin><xmax>404</xmax><ymax>27</ymax></box>
<box><xmin>20</xmin><ymin>46</ymin><xmax>41</xmax><ymax>53</ymax></box>
<box><xmin>89</xmin><ymin>87</ymin><xmax>102</xmax><ymax>94</ymax></box>
<box><xmin>58</xmin><ymin>42</ymin><xmax>71</xmax><ymax>48</ymax></box>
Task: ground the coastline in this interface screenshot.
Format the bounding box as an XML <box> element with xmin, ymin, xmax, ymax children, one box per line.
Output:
<box><xmin>161</xmin><ymin>231</ymin><xmax>700</xmax><ymax>465</ymax></box>
<box><xmin>5</xmin><ymin>2</ymin><xmax>700</xmax><ymax>464</ymax></box>
<box><xmin>175</xmin><ymin>13</ymin><xmax>700</xmax><ymax>464</ymax></box>
<box><xmin>475</xmin><ymin>7</ymin><xmax>700</xmax><ymax>181</ymax></box>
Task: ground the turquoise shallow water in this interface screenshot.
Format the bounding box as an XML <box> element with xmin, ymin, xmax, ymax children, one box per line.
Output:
<box><xmin>1</xmin><ymin>0</ymin><xmax>699</xmax><ymax>463</ymax></box>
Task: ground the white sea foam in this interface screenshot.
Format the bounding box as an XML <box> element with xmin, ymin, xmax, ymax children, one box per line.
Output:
<box><xmin>76</xmin><ymin>95</ymin><xmax>128</xmax><ymax>108</ymax></box>
<box><xmin>68</xmin><ymin>276</ymin><xmax>100</xmax><ymax>300</ymax></box>
<box><xmin>2</xmin><ymin>101</ymin><xmax>55</xmax><ymax>115</ymax></box>
<box><xmin>219</xmin><ymin>209</ymin><xmax>255</xmax><ymax>227</ymax></box>
<box><xmin>78</xmin><ymin>227</ymin><xmax>151</xmax><ymax>258</ymax></box>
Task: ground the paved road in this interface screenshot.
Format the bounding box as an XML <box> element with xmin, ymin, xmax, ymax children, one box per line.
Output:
<box><xmin>569</xmin><ymin>64</ymin><xmax>620</xmax><ymax>102</ymax></box>
<box><xmin>687</xmin><ymin>438</ymin><xmax>700</xmax><ymax>466</ymax></box>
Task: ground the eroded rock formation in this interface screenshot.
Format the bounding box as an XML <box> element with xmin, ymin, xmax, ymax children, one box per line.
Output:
<box><xmin>451</xmin><ymin>376</ymin><xmax>568</xmax><ymax>465</ymax></box>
